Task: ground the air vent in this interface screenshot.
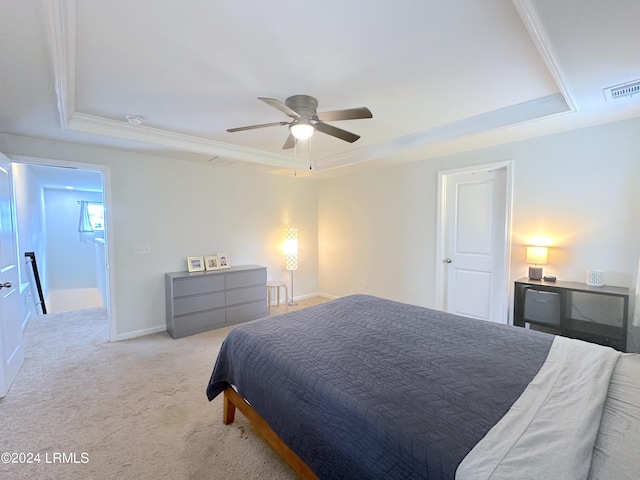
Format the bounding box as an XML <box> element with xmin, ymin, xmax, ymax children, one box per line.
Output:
<box><xmin>603</xmin><ymin>80</ymin><xmax>640</xmax><ymax>101</ymax></box>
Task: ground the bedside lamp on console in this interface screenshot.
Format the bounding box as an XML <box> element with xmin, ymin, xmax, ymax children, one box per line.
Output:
<box><xmin>526</xmin><ymin>245</ymin><xmax>548</xmax><ymax>280</ymax></box>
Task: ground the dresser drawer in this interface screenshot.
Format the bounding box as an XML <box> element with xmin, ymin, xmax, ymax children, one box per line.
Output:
<box><xmin>226</xmin><ymin>301</ymin><xmax>267</xmax><ymax>325</ymax></box>
<box><xmin>226</xmin><ymin>268</ymin><xmax>266</xmax><ymax>289</ymax></box>
<box><xmin>170</xmin><ymin>309</ymin><xmax>226</xmax><ymax>338</ymax></box>
<box><xmin>174</xmin><ymin>291</ymin><xmax>225</xmax><ymax>316</ymax></box>
<box><xmin>173</xmin><ymin>274</ymin><xmax>225</xmax><ymax>297</ymax></box>
<box><xmin>226</xmin><ymin>285</ymin><xmax>266</xmax><ymax>306</ymax></box>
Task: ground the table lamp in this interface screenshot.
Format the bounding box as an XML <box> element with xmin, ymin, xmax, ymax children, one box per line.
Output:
<box><xmin>526</xmin><ymin>245</ymin><xmax>548</xmax><ymax>280</ymax></box>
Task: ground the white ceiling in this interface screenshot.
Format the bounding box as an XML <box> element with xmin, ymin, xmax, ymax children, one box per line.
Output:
<box><xmin>1</xmin><ymin>0</ymin><xmax>639</xmax><ymax>177</ymax></box>
<box><xmin>26</xmin><ymin>163</ymin><xmax>103</xmax><ymax>192</ymax></box>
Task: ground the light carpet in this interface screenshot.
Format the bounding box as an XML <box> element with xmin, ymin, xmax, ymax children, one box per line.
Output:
<box><xmin>0</xmin><ymin>300</ymin><xmax>327</xmax><ymax>479</ymax></box>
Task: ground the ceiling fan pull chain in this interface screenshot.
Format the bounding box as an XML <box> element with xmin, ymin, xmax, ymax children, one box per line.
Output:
<box><xmin>293</xmin><ymin>138</ymin><xmax>298</xmax><ymax>176</ymax></box>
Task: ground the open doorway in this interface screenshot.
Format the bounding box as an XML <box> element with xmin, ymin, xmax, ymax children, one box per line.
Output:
<box><xmin>11</xmin><ymin>161</ymin><xmax>110</xmax><ymax>339</ymax></box>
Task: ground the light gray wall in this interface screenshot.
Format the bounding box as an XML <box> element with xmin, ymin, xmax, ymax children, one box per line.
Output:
<box><xmin>317</xmin><ymin>163</ymin><xmax>435</xmax><ymax>305</ymax></box>
<box><xmin>4</xmin><ymin>115</ymin><xmax>640</xmax><ymax>339</ymax></box>
<box><xmin>43</xmin><ymin>188</ymin><xmax>103</xmax><ymax>291</ymax></box>
<box><xmin>2</xmin><ymin>134</ymin><xmax>319</xmax><ymax>339</ymax></box>
<box><xmin>12</xmin><ymin>163</ymin><xmax>47</xmax><ymax>293</ymax></box>
<box><xmin>317</xmin><ymin>117</ymin><xmax>640</xmax><ymax>315</ymax></box>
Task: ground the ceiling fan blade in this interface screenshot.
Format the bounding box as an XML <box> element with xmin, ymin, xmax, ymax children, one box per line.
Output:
<box><xmin>316</xmin><ymin>107</ymin><xmax>372</xmax><ymax>122</ymax></box>
<box><xmin>314</xmin><ymin>122</ymin><xmax>361</xmax><ymax>143</ymax></box>
<box><xmin>282</xmin><ymin>133</ymin><xmax>297</xmax><ymax>150</ymax></box>
<box><xmin>227</xmin><ymin>121</ymin><xmax>288</xmax><ymax>133</ymax></box>
<box><xmin>258</xmin><ymin>97</ymin><xmax>300</xmax><ymax>119</ymax></box>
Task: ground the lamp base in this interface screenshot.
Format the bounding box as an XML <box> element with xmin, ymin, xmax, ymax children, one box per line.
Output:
<box><xmin>528</xmin><ymin>266</ymin><xmax>543</xmax><ymax>280</ymax></box>
<box><xmin>287</xmin><ymin>269</ymin><xmax>297</xmax><ymax>306</ymax></box>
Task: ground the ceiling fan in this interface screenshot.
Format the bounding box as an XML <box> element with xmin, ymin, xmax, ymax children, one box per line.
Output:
<box><xmin>227</xmin><ymin>95</ymin><xmax>373</xmax><ymax>149</ymax></box>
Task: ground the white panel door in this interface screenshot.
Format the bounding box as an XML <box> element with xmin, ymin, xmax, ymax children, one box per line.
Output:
<box><xmin>444</xmin><ymin>168</ymin><xmax>508</xmax><ymax>323</ymax></box>
<box><xmin>0</xmin><ymin>154</ymin><xmax>23</xmax><ymax>397</ymax></box>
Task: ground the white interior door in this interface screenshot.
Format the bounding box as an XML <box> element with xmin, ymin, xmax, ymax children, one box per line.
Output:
<box><xmin>439</xmin><ymin>165</ymin><xmax>510</xmax><ymax>323</ymax></box>
<box><xmin>0</xmin><ymin>155</ymin><xmax>24</xmax><ymax>397</ymax></box>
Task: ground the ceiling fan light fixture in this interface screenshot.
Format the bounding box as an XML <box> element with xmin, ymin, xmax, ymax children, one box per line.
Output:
<box><xmin>290</xmin><ymin>120</ymin><xmax>315</xmax><ymax>140</ymax></box>
<box><xmin>227</xmin><ymin>95</ymin><xmax>371</xmax><ymax>149</ymax></box>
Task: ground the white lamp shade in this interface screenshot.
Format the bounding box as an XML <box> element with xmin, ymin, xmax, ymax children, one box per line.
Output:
<box><xmin>526</xmin><ymin>245</ymin><xmax>548</xmax><ymax>265</ymax></box>
<box><xmin>284</xmin><ymin>228</ymin><xmax>298</xmax><ymax>271</ymax></box>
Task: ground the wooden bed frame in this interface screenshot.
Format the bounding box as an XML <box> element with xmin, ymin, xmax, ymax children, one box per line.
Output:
<box><xmin>223</xmin><ymin>387</ymin><xmax>319</xmax><ymax>480</ymax></box>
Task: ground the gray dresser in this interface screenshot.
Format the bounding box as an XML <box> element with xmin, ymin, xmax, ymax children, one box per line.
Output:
<box><xmin>165</xmin><ymin>265</ymin><xmax>267</xmax><ymax>338</ymax></box>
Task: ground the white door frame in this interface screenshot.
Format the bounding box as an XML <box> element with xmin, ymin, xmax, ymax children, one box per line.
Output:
<box><xmin>0</xmin><ymin>155</ymin><xmax>24</xmax><ymax>397</ymax></box>
<box><xmin>435</xmin><ymin>160</ymin><xmax>514</xmax><ymax>323</ymax></box>
<box><xmin>9</xmin><ymin>154</ymin><xmax>117</xmax><ymax>341</ymax></box>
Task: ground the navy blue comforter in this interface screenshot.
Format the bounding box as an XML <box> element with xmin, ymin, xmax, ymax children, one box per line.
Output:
<box><xmin>206</xmin><ymin>295</ymin><xmax>553</xmax><ymax>479</ymax></box>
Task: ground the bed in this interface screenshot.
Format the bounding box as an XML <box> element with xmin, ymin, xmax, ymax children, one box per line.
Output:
<box><xmin>206</xmin><ymin>294</ymin><xmax>640</xmax><ymax>479</ymax></box>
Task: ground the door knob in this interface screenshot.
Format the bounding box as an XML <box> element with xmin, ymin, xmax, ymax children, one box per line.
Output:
<box><xmin>0</xmin><ymin>281</ymin><xmax>12</xmax><ymax>289</ymax></box>
<box><xmin>444</xmin><ymin>258</ymin><xmax>452</xmax><ymax>263</ymax></box>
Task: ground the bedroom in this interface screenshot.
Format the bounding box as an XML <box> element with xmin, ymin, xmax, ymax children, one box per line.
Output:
<box><xmin>0</xmin><ymin>0</ymin><xmax>640</xmax><ymax>480</ymax></box>
<box><xmin>1</xmin><ymin>0</ymin><xmax>639</xmax><ymax>343</ymax></box>
<box><xmin>3</xmin><ymin>116</ymin><xmax>639</xmax><ymax>344</ymax></box>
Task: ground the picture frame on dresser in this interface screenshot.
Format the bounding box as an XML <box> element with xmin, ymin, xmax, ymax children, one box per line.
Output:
<box><xmin>204</xmin><ymin>255</ymin><xmax>220</xmax><ymax>271</ymax></box>
<box><xmin>218</xmin><ymin>253</ymin><xmax>230</xmax><ymax>269</ymax></box>
<box><xmin>187</xmin><ymin>256</ymin><xmax>205</xmax><ymax>272</ymax></box>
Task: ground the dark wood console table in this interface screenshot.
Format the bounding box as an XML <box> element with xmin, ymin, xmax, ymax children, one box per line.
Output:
<box><xmin>514</xmin><ymin>277</ymin><xmax>631</xmax><ymax>352</ymax></box>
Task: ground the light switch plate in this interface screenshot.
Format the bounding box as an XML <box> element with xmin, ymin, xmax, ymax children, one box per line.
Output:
<box><xmin>134</xmin><ymin>244</ymin><xmax>151</xmax><ymax>255</ymax></box>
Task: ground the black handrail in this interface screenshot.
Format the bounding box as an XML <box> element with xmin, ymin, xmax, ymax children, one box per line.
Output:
<box><xmin>25</xmin><ymin>251</ymin><xmax>47</xmax><ymax>314</ymax></box>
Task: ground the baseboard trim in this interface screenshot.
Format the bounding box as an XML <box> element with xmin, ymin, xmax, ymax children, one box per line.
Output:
<box><xmin>292</xmin><ymin>292</ymin><xmax>338</xmax><ymax>302</ymax></box>
<box><xmin>316</xmin><ymin>292</ymin><xmax>339</xmax><ymax>300</ymax></box>
<box><xmin>115</xmin><ymin>292</ymin><xmax>338</xmax><ymax>341</ymax></box>
<box><xmin>115</xmin><ymin>325</ymin><xmax>167</xmax><ymax>342</ymax></box>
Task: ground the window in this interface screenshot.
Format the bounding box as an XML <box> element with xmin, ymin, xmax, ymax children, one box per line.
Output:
<box><xmin>87</xmin><ymin>203</ymin><xmax>104</xmax><ymax>231</ymax></box>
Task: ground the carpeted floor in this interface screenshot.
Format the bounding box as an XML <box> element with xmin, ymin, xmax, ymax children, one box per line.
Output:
<box><xmin>0</xmin><ymin>298</ymin><xmax>328</xmax><ymax>479</ymax></box>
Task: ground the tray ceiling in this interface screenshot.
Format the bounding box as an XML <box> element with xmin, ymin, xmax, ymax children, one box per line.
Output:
<box><xmin>2</xmin><ymin>0</ymin><xmax>640</xmax><ymax>176</ymax></box>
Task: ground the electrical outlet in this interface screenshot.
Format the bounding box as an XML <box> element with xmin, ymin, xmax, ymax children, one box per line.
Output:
<box><xmin>134</xmin><ymin>244</ymin><xmax>151</xmax><ymax>255</ymax></box>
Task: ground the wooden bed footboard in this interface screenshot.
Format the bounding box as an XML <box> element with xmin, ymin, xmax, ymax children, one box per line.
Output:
<box><xmin>223</xmin><ymin>387</ymin><xmax>319</xmax><ymax>480</ymax></box>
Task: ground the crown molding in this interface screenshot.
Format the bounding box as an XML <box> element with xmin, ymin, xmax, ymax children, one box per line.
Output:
<box><xmin>68</xmin><ymin>113</ymin><xmax>303</xmax><ymax>169</ymax></box>
<box><xmin>512</xmin><ymin>0</ymin><xmax>577</xmax><ymax>112</ymax></box>
<box><xmin>45</xmin><ymin>0</ymin><xmax>576</xmax><ymax>173</ymax></box>
<box><xmin>317</xmin><ymin>93</ymin><xmax>571</xmax><ymax>171</ymax></box>
<box><xmin>46</xmin><ymin>0</ymin><xmax>76</xmax><ymax>129</ymax></box>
